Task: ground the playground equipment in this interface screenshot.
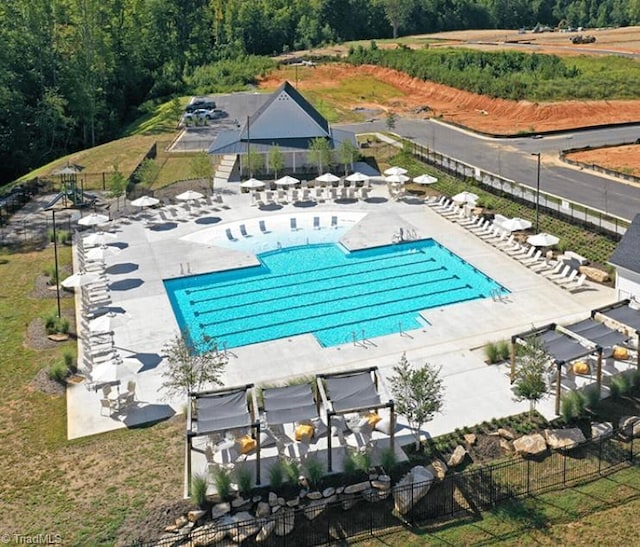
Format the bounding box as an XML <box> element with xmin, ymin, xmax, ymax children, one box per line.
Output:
<box><xmin>45</xmin><ymin>164</ymin><xmax>96</xmax><ymax>209</ymax></box>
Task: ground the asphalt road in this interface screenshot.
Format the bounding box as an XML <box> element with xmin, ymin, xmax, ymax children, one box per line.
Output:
<box><xmin>341</xmin><ymin>119</ymin><xmax>640</xmax><ymax>222</ymax></box>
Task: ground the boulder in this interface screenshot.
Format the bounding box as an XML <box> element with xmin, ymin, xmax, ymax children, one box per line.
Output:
<box><xmin>591</xmin><ymin>422</ymin><xmax>614</xmax><ymax>441</ymax></box>
<box><xmin>447</xmin><ymin>445</ymin><xmax>468</xmax><ymax>468</ymax></box>
<box><xmin>306</xmin><ymin>491</ymin><xmax>323</xmax><ymax>500</ymax></box>
<box><xmin>544</xmin><ymin>428</ymin><xmax>586</xmax><ymax>450</ymax></box>
<box><xmin>371</xmin><ymin>477</ymin><xmax>391</xmax><ymax>491</ymax></box>
<box><xmin>513</xmin><ymin>433</ymin><xmax>547</xmax><ymax>457</ymax></box>
<box><xmin>188</xmin><ymin>509</ymin><xmax>207</xmax><ymax>523</ymax></box>
<box><xmin>362</xmin><ymin>487</ymin><xmax>390</xmax><ymax>502</ymax></box>
<box><xmin>268</xmin><ymin>492</ymin><xmax>278</xmax><ymax>506</ymax></box>
<box><xmin>255</xmin><ymin>502</ymin><xmax>270</xmax><ymax>518</ymax></box>
<box><xmin>344</xmin><ymin>481</ymin><xmax>371</xmax><ymax>495</ymax></box>
<box><xmin>500</xmin><ymin>439</ymin><xmax>512</xmax><ymax>453</ymax></box>
<box><xmin>255</xmin><ymin>520</ymin><xmax>275</xmax><ymax>543</ymax></box>
<box><xmin>286</xmin><ymin>497</ymin><xmax>300</xmax><ymax>508</ymax></box>
<box><xmin>274</xmin><ymin>507</ymin><xmax>295</xmax><ymax>536</ymax></box>
<box><xmin>227</xmin><ymin>511</ymin><xmax>259</xmax><ymax>543</ymax></box>
<box><xmin>619</xmin><ymin>416</ymin><xmax>640</xmax><ymax>437</ymax></box>
<box><xmin>277</xmin><ymin>497</ymin><xmax>285</xmax><ymax>507</ymax></box>
<box><xmin>175</xmin><ymin>515</ymin><xmax>188</xmax><ymax>528</ymax></box>
<box><xmin>231</xmin><ymin>496</ymin><xmax>247</xmax><ymax>509</ymax></box>
<box><xmin>190</xmin><ymin>524</ymin><xmax>226</xmax><ymax>546</ymax></box>
<box><xmin>322</xmin><ymin>487</ymin><xmax>336</xmax><ymax>498</ymax></box>
<box><xmin>304</xmin><ymin>499</ymin><xmax>327</xmax><ymax>520</ymax></box>
<box><xmin>464</xmin><ymin>433</ymin><xmax>477</xmax><ymax>445</ymax></box>
<box><xmin>393</xmin><ymin>466</ymin><xmax>434</xmax><ymax>515</ymax></box>
<box><xmin>427</xmin><ymin>459</ymin><xmax>448</xmax><ymax>480</ymax></box>
<box><xmin>498</xmin><ymin>428</ymin><xmax>515</xmax><ymax>440</ymax></box>
<box><xmin>211</xmin><ymin>502</ymin><xmax>231</xmax><ymax>520</ymax></box>
<box><xmin>579</xmin><ymin>265</ymin><xmax>609</xmax><ymax>283</ymax></box>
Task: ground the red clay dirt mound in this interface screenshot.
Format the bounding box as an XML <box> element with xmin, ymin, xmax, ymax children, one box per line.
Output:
<box><xmin>566</xmin><ymin>144</ymin><xmax>640</xmax><ymax>177</ymax></box>
<box><xmin>258</xmin><ymin>64</ymin><xmax>640</xmax><ymax>135</ymax></box>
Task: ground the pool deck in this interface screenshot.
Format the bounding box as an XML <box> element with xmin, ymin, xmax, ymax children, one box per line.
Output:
<box><xmin>67</xmin><ymin>180</ymin><xmax>617</xmax><ymax>441</ymax></box>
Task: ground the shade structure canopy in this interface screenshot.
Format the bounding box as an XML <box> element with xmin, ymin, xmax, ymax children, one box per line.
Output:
<box><xmin>325</xmin><ymin>370</ymin><xmax>381</xmax><ymax>412</ymax></box>
<box><xmin>413</xmin><ymin>174</ymin><xmax>438</xmax><ymax>185</ymax></box>
<box><xmin>82</xmin><ymin>231</ymin><xmax>117</xmax><ymax>247</ymax></box>
<box><xmin>527</xmin><ymin>232</ymin><xmax>559</xmax><ymax>247</ymax></box>
<box><xmin>78</xmin><ymin>213</ymin><xmax>110</xmax><ymax>227</ymax></box>
<box><xmin>176</xmin><ymin>190</ymin><xmax>204</xmax><ymax>201</ymax></box>
<box><xmin>85</xmin><ymin>245</ymin><xmax>121</xmax><ymax>261</ymax></box>
<box><xmin>92</xmin><ymin>355</ymin><xmax>139</xmax><ymax>384</ymax></box>
<box><xmin>385</xmin><ymin>174</ymin><xmax>410</xmax><ymax>184</ymax></box>
<box><xmin>240</xmin><ymin>178</ymin><xmax>265</xmax><ymax>189</ymax></box>
<box><xmin>345</xmin><ymin>172</ymin><xmax>370</xmax><ymax>183</ymax></box>
<box><xmin>61</xmin><ymin>271</ymin><xmax>102</xmax><ymax>288</ymax></box>
<box><xmin>130</xmin><ymin>195</ymin><xmax>160</xmax><ymax>208</ymax></box>
<box><xmin>262</xmin><ymin>384</ymin><xmax>318</xmax><ymax>425</ymax></box>
<box><xmin>53</xmin><ymin>163</ymin><xmax>84</xmax><ymax>175</ymax></box>
<box><xmin>194</xmin><ymin>388</ymin><xmax>252</xmax><ymax>435</ymax></box>
<box><xmin>384</xmin><ymin>166</ymin><xmax>408</xmax><ymax>176</ymax></box>
<box><xmin>315</xmin><ymin>172</ymin><xmax>340</xmax><ymax>184</ymax></box>
<box><xmin>452</xmin><ymin>191</ymin><xmax>479</xmax><ymax>204</ymax></box>
<box><xmin>538</xmin><ymin>329</ymin><xmax>593</xmax><ymax>364</ymax></box>
<box><xmin>501</xmin><ymin>217</ymin><xmax>532</xmax><ymax>232</ymax></box>
<box><xmin>600</xmin><ymin>304</ymin><xmax>640</xmax><ymax>331</ymax></box>
<box><xmin>89</xmin><ymin>311</ymin><xmax>131</xmax><ymax>333</ymax></box>
<box><xmin>565</xmin><ymin>318</ymin><xmax>628</xmax><ymax>354</ymax></box>
<box><xmin>274</xmin><ymin>175</ymin><xmax>300</xmax><ymax>187</ymax></box>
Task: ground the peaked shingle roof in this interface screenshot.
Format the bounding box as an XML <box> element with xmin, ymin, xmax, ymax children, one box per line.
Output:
<box><xmin>239</xmin><ymin>81</ymin><xmax>329</xmax><ymax>140</ymax></box>
<box><xmin>610</xmin><ymin>213</ymin><xmax>640</xmax><ymax>274</ymax></box>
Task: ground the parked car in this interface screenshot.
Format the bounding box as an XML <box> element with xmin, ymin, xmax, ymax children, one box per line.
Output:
<box><xmin>185</xmin><ymin>98</ymin><xmax>216</xmax><ymax>113</ymax></box>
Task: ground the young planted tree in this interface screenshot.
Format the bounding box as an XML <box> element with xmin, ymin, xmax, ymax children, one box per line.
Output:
<box><xmin>513</xmin><ymin>336</ymin><xmax>549</xmax><ymax>418</ymax></box>
<box><xmin>385</xmin><ymin>111</ymin><xmax>398</xmax><ymax>132</ymax></box>
<box><xmin>390</xmin><ymin>352</ymin><xmax>445</xmax><ymax>450</ymax></box>
<box><xmin>337</xmin><ymin>139</ymin><xmax>358</xmax><ymax>175</ymax></box>
<box><xmin>245</xmin><ymin>149</ymin><xmax>263</xmax><ymax>177</ymax></box>
<box><xmin>161</xmin><ymin>332</ymin><xmax>228</xmax><ymax>399</ymax></box>
<box><xmin>190</xmin><ymin>150</ymin><xmax>214</xmax><ymax>188</ymax></box>
<box><xmin>307</xmin><ymin>137</ymin><xmax>331</xmax><ymax>175</ymax></box>
<box><xmin>107</xmin><ymin>167</ymin><xmax>128</xmax><ymax>210</ymax></box>
<box><xmin>268</xmin><ymin>145</ymin><xmax>285</xmax><ymax>179</ymax></box>
<box><xmin>136</xmin><ymin>158</ymin><xmax>160</xmax><ymax>187</ymax></box>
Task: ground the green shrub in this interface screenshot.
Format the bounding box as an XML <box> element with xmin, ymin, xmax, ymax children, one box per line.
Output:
<box><xmin>48</xmin><ymin>361</ymin><xmax>68</xmax><ymax>383</ymax></box>
<box><xmin>485</xmin><ymin>342</ymin><xmax>499</xmax><ymax>364</ymax></box>
<box><xmin>610</xmin><ymin>374</ymin><xmax>631</xmax><ymax>399</ymax></box>
<box><xmin>235</xmin><ymin>467</ymin><xmax>252</xmax><ymax>497</ymax></box>
<box><xmin>58</xmin><ymin>230</ymin><xmax>72</xmax><ymax>245</ymax></box>
<box><xmin>190</xmin><ymin>474</ymin><xmax>209</xmax><ymax>508</ymax></box>
<box><xmin>63</xmin><ymin>351</ymin><xmax>76</xmax><ymax>373</ymax></box>
<box><xmin>281</xmin><ymin>458</ymin><xmax>300</xmax><ymax>483</ymax></box>
<box><xmin>268</xmin><ymin>461</ymin><xmax>284</xmax><ymax>490</ymax></box>
<box><xmin>304</xmin><ymin>457</ymin><xmax>324</xmax><ymax>489</ymax></box>
<box><xmin>343</xmin><ymin>451</ymin><xmax>358</xmax><ymax>477</ymax></box>
<box><xmin>583</xmin><ymin>385</ymin><xmax>600</xmax><ymax>411</ymax></box>
<box><xmin>44</xmin><ymin>264</ymin><xmax>57</xmax><ymax>285</ymax></box>
<box><xmin>496</xmin><ymin>340</ymin><xmax>511</xmax><ymax>361</ymax></box>
<box><xmin>44</xmin><ymin>312</ymin><xmax>58</xmax><ymax>334</ymax></box>
<box><xmin>380</xmin><ymin>446</ymin><xmax>398</xmax><ymax>474</ymax></box>
<box><xmin>561</xmin><ymin>390</ymin><xmax>586</xmax><ymax>423</ymax></box>
<box><xmin>212</xmin><ymin>468</ymin><xmax>232</xmax><ymax>501</ymax></box>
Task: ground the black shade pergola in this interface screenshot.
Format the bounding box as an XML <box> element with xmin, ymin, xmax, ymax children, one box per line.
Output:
<box><xmin>592</xmin><ymin>300</ymin><xmax>640</xmax><ymax>369</ymax></box>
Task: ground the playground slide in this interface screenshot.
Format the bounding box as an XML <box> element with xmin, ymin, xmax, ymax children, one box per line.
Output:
<box><xmin>44</xmin><ymin>193</ymin><xmax>64</xmax><ymax>210</ymax></box>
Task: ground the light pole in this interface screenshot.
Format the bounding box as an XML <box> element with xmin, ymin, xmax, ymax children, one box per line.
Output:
<box><xmin>532</xmin><ymin>152</ymin><xmax>541</xmax><ymax>233</ymax></box>
<box><xmin>52</xmin><ymin>209</ymin><xmax>61</xmax><ymax>318</ymax></box>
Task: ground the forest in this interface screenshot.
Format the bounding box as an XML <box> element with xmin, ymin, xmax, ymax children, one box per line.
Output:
<box><xmin>1</xmin><ymin>0</ymin><xmax>639</xmax><ymax>182</ymax></box>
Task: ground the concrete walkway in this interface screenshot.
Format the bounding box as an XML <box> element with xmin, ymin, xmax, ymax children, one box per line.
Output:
<box><xmin>66</xmin><ymin>178</ymin><xmax>616</xmax><ymax>440</ymax></box>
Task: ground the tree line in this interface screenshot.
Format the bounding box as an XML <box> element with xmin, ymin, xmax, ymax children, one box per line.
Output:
<box><xmin>2</xmin><ymin>0</ymin><xmax>639</xmax><ymax>183</ymax></box>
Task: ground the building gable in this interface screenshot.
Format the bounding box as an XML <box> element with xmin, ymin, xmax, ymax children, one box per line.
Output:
<box><xmin>610</xmin><ymin>213</ymin><xmax>640</xmax><ymax>274</ymax></box>
<box><xmin>240</xmin><ymin>81</ymin><xmax>329</xmax><ymax>141</ymax></box>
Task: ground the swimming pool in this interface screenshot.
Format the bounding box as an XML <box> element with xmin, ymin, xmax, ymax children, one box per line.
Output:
<box><xmin>164</xmin><ymin>239</ymin><xmax>506</xmax><ymax>350</ymax></box>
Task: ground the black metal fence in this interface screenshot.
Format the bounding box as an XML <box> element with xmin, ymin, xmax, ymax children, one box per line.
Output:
<box><xmin>137</xmin><ymin>435</ymin><xmax>637</xmax><ymax>546</ymax></box>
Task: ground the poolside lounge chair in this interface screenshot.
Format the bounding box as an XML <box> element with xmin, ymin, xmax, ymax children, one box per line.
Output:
<box><xmin>302</xmin><ymin>188</ymin><xmax>313</xmax><ymax>201</ymax></box>
<box><xmin>265</xmin><ymin>191</ymin><xmax>276</xmax><ymax>205</ymax></box>
<box><xmin>494</xmin><ymin>233</ymin><xmax>515</xmax><ymax>249</ymax></box>
<box><xmin>565</xmin><ymin>273</ymin><xmax>588</xmax><ymax>292</ymax></box>
<box><xmin>547</xmin><ymin>264</ymin><xmax>571</xmax><ymax>281</ymax></box>
<box><xmin>520</xmin><ymin>249</ymin><xmax>543</xmax><ymax>265</ymax></box>
<box><xmin>510</xmin><ymin>244</ymin><xmax>534</xmax><ymax>259</ymax></box>
<box><xmin>541</xmin><ymin>261</ymin><xmax>564</xmax><ymax>277</ymax></box>
<box><xmin>329</xmin><ymin>188</ymin><xmax>338</xmax><ymax>201</ymax></box>
<box><xmin>277</xmin><ymin>190</ymin><xmax>288</xmax><ymax>204</ymax></box>
<box><xmin>225</xmin><ymin>228</ymin><xmax>237</xmax><ymax>241</ymax></box>
<box><xmin>313</xmin><ymin>216</ymin><xmax>320</xmax><ymax>230</ymax></box>
<box><xmin>315</xmin><ymin>187</ymin><xmax>325</xmax><ymax>203</ymax></box>
<box><xmin>554</xmin><ymin>268</ymin><xmax>578</xmax><ymax>286</ymax></box>
<box><xmin>331</xmin><ymin>216</ymin><xmax>338</xmax><ymax>229</ymax></box>
<box><xmin>291</xmin><ymin>189</ymin><xmax>300</xmax><ymax>203</ymax></box>
<box><xmin>259</xmin><ymin>220</ymin><xmax>269</xmax><ymax>234</ymax></box>
<box><xmin>360</xmin><ymin>187</ymin><xmax>371</xmax><ymax>200</ymax></box>
<box><xmin>290</xmin><ymin>217</ymin><xmax>298</xmax><ymax>231</ymax></box>
<box><xmin>239</xmin><ymin>224</ymin><xmax>250</xmax><ymax>238</ymax></box>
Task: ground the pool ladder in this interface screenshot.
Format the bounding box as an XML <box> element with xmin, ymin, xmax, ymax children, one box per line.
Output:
<box><xmin>351</xmin><ymin>330</ymin><xmax>377</xmax><ymax>348</ymax></box>
<box><xmin>491</xmin><ymin>288</ymin><xmax>507</xmax><ymax>303</ymax></box>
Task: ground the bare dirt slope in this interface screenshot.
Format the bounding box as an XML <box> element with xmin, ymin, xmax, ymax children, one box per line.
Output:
<box><xmin>566</xmin><ymin>144</ymin><xmax>640</xmax><ymax>177</ymax></box>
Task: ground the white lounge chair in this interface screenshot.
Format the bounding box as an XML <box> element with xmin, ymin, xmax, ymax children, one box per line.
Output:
<box><xmin>547</xmin><ymin>264</ymin><xmax>571</xmax><ymax>281</ymax></box>
<box><xmin>290</xmin><ymin>218</ymin><xmax>298</xmax><ymax>231</ymax></box>
<box><xmin>554</xmin><ymin>268</ymin><xmax>578</xmax><ymax>286</ymax></box>
<box><xmin>313</xmin><ymin>216</ymin><xmax>320</xmax><ymax>230</ymax></box>
<box><xmin>565</xmin><ymin>273</ymin><xmax>588</xmax><ymax>292</ymax></box>
<box><xmin>331</xmin><ymin>215</ymin><xmax>338</xmax><ymax>228</ymax></box>
<box><xmin>541</xmin><ymin>261</ymin><xmax>565</xmax><ymax>277</ymax></box>
<box><xmin>259</xmin><ymin>220</ymin><xmax>268</xmax><ymax>234</ymax></box>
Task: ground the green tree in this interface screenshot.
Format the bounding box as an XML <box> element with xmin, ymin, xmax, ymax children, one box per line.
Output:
<box><xmin>337</xmin><ymin>139</ymin><xmax>359</xmax><ymax>175</ymax></box>
<box><xmin>170</xmin><ymin>97</ymin><xmax>184</xmax><ymax>126</ymax></box>
<box><xmin>136</xmin><ymin>158</ymin><xmax>160</xmax><ymax>187</ymax></box>
<box><xmin>107</xmin><ymin>167</ymin><xmax>128</xmax><ymax>210</ymax></box>
<box><xmin>385</xmin><ymin>110</ymin><xmax>398</xmax><ymax>132</ymax></box>
<box><xmin>245</xmin><ymin>148</ymin><xmax>263</xmax><ymax>177</ymax></box>
<box><xmin>307</xmin><ymin>137</ymin><xmax>331</xmax><ymax>175</ymax></box>
<box><xmin>161</xmin><ymin>332</ymin><xmax>227</xmax><ymax>399</ymax></box>
<box><xmin>268</xmin><ymin>145</ymin><xmax>285</xmax><ymax>179</ymax></box>
<box><xmin>190</xmin><ymin>151</ymin><xmax>213</xmax><ymax>188</ymax></box>
<box><xmin>390</xmin><ymin>352</ymin><xmax>445</xmax><ymax>450</ymax></box>
<box><xmin>513</xmin><ymin>336</ymin><xmax>549</xmax><ymax>418</ymax></box>
<box><xmin>378</xmin><ymin>0</ymin><xmax>414</xmax><ymax>39</ymax></box>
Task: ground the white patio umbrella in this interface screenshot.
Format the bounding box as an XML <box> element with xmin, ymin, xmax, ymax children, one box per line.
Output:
<box><xmin>130</xmin><ymin>195</ymin><xmax>160</xmax><ymax>208</ymax></box>
<box><xmin>274</xmin><ymin>175</ymin><xmax>300</xmax><ymax>187</ymax></box>
<box><xmin>89</xmin><ymin>311</ymin><xmax>132</xmax><ymax>333</ymax></box>
<box><xmin>82</xmin><ymin>231</ymin><xmax>118</xmax><ymax>247</ymax></box>
<box><xmin>240</xmin><ymin>178</ymin><xmax>265</xmax><ymax>190</ymax></box>
<box><xmin>501</xmin><ymin>217</ymin><xmax>533</xmax><ymax>232</ymax></box>
<box><xmin>92</xmin><ymin>355</ymin><xmax>139</xmax><ymax>384</ymax></box>
<box><xmin>315</xmin><ymin>172</ymin><xmax>341</xmax><ymax>184</ymax></box>
<box><xmin>61</xmin><ymin>271</ymin><xmax>102</xmax><ymax>288</ymax></box>
<box><xmin>527</xmin><ymin>233</ymin><xmax>560</xmax><ymax>247</ymax></box>
<box><xmin>385</xmin><ymin>174</ymin><xmax>410</xmax><ymax>184</ymax></box>
<box><xmin>452</xmin><ymin>191</ymin><xmax>479</xmax><ymax>204</ymax></box>
<box><xmin>345</xmin><ymin>172</ymin><xmax>370</xmax><ymax>183</ymax></box>
<box><xmin>384</xmin><ymin>166</ymin><xmax>408</xmax><ymax>176</ymax></box>
<box><xmin>176</xmin><ymin>190</ymin><xmax>204</xmax><ymax>201</ymax></box>
<box><xmin>85</xmin><ymin>245</ymin><xmax>121</xmax><ymax>261</ymax></box>
<box><xmin>413</xmin><ymin>174</ymin><xmax>438</xmax><ymax>185</ymax></box>
<box><xmin>78</xmin><ymin>213</ymin><xmax>110</xmax><ymax>227</ymax></box>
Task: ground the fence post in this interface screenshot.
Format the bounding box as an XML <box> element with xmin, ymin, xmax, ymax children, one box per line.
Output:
<box><xmin>526</xmin><ymin>459</ymin><xmax>530</xmax><ymax>495</ymax></box>
<box><xmin>563</xmin><ymin>450</ymin><xmax>567</xmax><ymax>485</ymax></box>
<box><xmin>598</xmin><ymin>438</ymin><xmax>603</xmax><ymax>474</ymax></box>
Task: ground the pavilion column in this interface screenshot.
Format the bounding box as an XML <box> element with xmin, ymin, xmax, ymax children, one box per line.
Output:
<box><xmin>510</xmin><ymin>338</ymin><xmax>517</xmax><ymax>384</ymax></box>
<box><xmin>637</xmin><ymin>332</ymin><xmax>640</xmax><ymax>371</ymax></box>
<box><xmin>555</xmin><ymin>362</ymin><xmax>562</xmax><ymax>415</ymax></box>
<box><xmin>255</xmin><ymin>422</ymin><xmax>261</xmax><ymax>486</ymax></box>
<box><xmin>596</xmin><ymin>348</ymin><xmax>603</xmax><ymax>392</ymax></box>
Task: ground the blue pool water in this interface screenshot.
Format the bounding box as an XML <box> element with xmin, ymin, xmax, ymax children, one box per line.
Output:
<box><xmin>164</xmin><ymin>239</ymin><xmax>506</xmax><ymax>350</ymax></box>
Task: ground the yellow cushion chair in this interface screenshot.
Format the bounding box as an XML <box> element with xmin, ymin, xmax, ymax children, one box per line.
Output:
<box><xmin>573</xmin><ymin>361</ymin><xmax>590</xmax><ymax>375</ymax></box>
<box><xmin>612</xmin><ymin>346</ymin><xmax>629</xmax><ymax>360</ymax></box>
<box><xmin>294</xmin><ymin>423</ymin><xmax>314</xmax><ymax>443</ymax></box>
